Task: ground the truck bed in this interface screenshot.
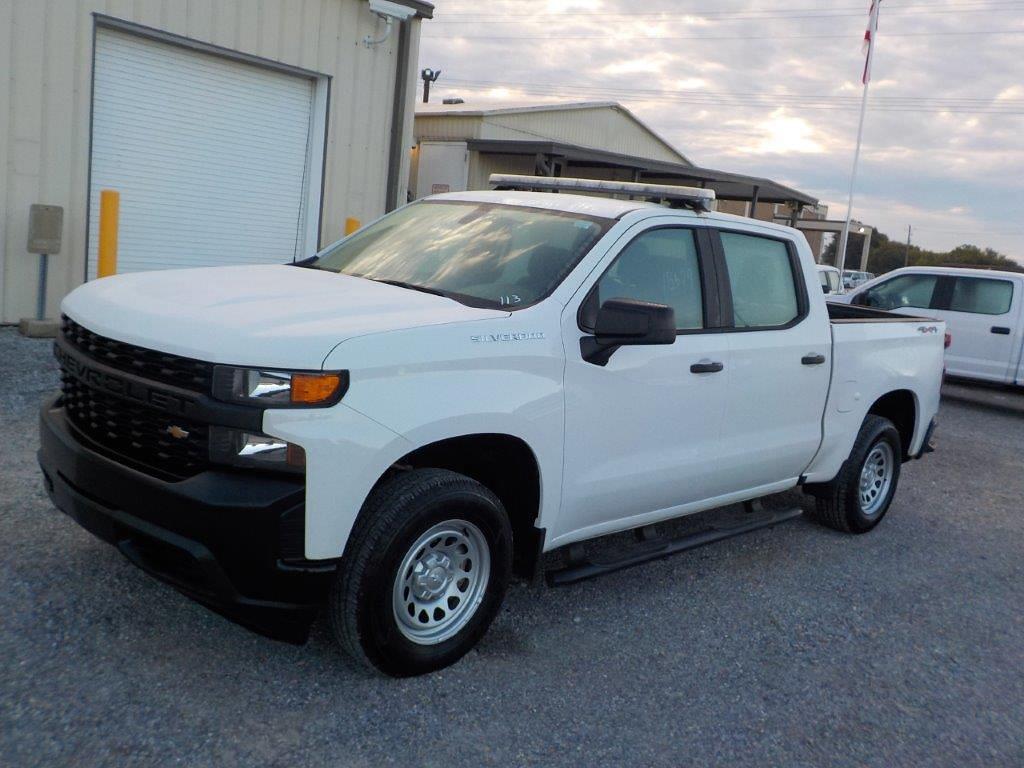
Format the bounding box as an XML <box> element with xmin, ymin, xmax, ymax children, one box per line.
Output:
<box><xmin>826</xmin><ymin>301</ymin><xmax>936</xmax><ymax>324</ymax></box>
<box><xmin>802</xmin><ymin>305</ymin><xmax>946</xmax><ymax>485</ymax></box>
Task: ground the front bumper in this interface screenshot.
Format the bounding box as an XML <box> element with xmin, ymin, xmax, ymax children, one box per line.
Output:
<box><xmin>38</xmin><ymin>396</ymin><xmax>335</xmax><ymax>643</ymax></box>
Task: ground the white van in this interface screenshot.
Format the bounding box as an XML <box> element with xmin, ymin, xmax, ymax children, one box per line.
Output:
<box><xmin>842</xmin><ymin>267</ymin><xmax>1024</xmax><ymax>385</ymax></box>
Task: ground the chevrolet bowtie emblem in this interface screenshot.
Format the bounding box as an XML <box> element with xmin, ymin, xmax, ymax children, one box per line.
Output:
<box><xmin>165</xmin><ymin>425</ymin><xmax>190</xmax><ymax>440</ymax></box>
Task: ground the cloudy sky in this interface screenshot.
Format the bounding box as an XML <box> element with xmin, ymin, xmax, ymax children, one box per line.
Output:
<box><xmin>418</xmin><ymin>0</ymin><xmax>1024</xmax><ymax>262</ymax></box>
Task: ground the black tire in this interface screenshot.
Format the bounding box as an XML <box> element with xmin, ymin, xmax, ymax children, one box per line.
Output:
<box><xmin>328</xmin><ymin>468</ymin><xmax>512</xmax><ymax>677</ymax></box>
<box><xmin>806</xmin><ymin>415</ymin><xmax>902</xmax><ymax>534</ymax></box>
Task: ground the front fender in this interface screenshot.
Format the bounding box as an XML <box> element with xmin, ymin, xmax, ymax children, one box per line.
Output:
<box><xmin>270</xmin><ymin>313</ymin><xmax>566</xmax><ymax>560</ymax></box>
<box><xmin>262</xmin><ymin>403</ymin><xmax>412</xmax><ymax>560</ymax></box>
<box><xmin>322</xmin><ymin>316</ymin><xmax>565</xmax><ymax>546</ymax></box>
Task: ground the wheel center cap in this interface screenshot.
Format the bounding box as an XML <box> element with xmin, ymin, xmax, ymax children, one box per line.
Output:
<box><xmin>413</xmin><ymin>554</ymin><xmax>453</xmax><ymax>599</ymax></box>
<box><xmin>423</xmin><ymin>565</ymin><xmax>447</xmax><ymax>590</ymax></box>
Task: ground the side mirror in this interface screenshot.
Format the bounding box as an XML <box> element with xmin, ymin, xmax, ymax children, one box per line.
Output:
<box><xmin>581</xmin><ymin>298</ymin><xmax>676</xmax><ymax>366</ymax></box>
<box><xmin>822</xmin><ymin>284</ymin><xmax>830</xmax><ymax>294</ymax></box>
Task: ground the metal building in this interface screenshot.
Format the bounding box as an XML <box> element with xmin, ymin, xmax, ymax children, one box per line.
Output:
<box><xmin>411</xmin><ymin>101</ymin><xmax>825</xmax><ymax>253</ymax></box>
<box><xmin>0</xmin><ymin>0</ymin><xmax>433</xmax><ymax>324</ymax></box>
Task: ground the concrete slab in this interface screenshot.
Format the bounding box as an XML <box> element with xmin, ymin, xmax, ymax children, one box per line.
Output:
<box><xmin>17</xmin><ymin>318</ymin><xmax>59</xmax><ymax>339</ymax></box>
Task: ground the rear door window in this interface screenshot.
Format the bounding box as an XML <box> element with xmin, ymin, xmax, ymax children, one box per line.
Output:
<box><xmin>861</xmin><ymin>273</ymin><xmax>938</xmax><ymax>310</ymax></box>
<box><xmin>719</xmin><ymin>232</ymin><xmax>800</xmax><ymax>328</ymax></box>
<box><xmin>948</xmin><ymin>277</ymin><xmax>1014</xmax><ymax>315</ymax></box>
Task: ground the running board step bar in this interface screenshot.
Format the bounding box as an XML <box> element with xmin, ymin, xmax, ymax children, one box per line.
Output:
<box><xmin>546</xmin><ymin>505</ymin><xmax>803</xmax><ymax>587</ymax></box>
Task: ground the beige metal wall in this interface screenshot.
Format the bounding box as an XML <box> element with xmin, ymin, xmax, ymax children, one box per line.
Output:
<box><xmin>0</xmin><ymin>0</ymin><xmax>423</xmax><ymax>323</ymax></box>
<box><xmin>416</xmin><ymin>106</ymin><xmax>689</xmax><ymax>165</ymax></box>
<box><xmin>713</xmin><ymin>200</ymin><xmax>778</xmax><ymax>221</ymax></box>
<box><xmin>466</xmin><ymin>153</ymin><xmax>536</xmax><ymax>191</ymax></box>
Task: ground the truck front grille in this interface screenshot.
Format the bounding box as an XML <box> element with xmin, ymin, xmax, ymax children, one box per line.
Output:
<box><xmin>60</xmin><ymin>361</ymin><xmax>211</xmax><ymax>479</ymax></box>
<box><xmin>60</xmin><ymin>315</ymin><xmax>214</xmax><ymax>394</ymax></box>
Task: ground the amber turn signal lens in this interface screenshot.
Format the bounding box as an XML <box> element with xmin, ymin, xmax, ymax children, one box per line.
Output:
<box><xmin>290</xmin><ymin>373</ymin><xmax>342</xmax><ymax>404</ymax></box>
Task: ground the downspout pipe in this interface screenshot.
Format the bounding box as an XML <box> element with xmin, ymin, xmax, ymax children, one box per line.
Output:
<box><xmin>385</xmin><ymin>18</ymin><xmax>412</xmax><ymax>212</ymax></box>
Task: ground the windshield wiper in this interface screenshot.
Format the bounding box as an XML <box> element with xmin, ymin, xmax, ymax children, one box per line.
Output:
<box><xmin>367</xmin><ymin>278</ymin><xmax>450</xmax><ymax>298</ymax></box>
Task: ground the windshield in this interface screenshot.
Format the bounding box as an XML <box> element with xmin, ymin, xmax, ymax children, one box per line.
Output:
<box><xmin>311</xmin><ymin>200</ymin><xmax>613</xmax><ymax>309</ymax></box>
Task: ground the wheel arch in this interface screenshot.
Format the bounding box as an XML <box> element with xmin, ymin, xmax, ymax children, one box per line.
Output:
<box><xmin>384</xmin><ymin>433</ymin><xmax>545</xmax><ymax>579</ymax></box>
<box><xmin>867</xmin><ymin>389</ymin><xmax>918</xmax><ymax>460</ymax></box>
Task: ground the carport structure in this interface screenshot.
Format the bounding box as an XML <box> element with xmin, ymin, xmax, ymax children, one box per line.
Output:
<box><xmin>772</xmin><ymin>215</ymin><xmax>875</xmax><ymax>269</ymax></box>
<box><xmin>467</xmin><ymin>138</ymin><xmax>819</xmax><ymax>224</ymax></box>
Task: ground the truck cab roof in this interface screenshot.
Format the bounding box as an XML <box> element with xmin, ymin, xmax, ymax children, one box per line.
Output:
<box><xmin>431</xmin><ymin>189</ymin><xmax>663</xmax><ymax>219</ymax></box>
<box><xmin>429</xmin><ymin>190</ymin><xmax>803</xmax><ymax>239</ymax></box>
<box><xmin>877</xmin><ymin>265</ymin><xmax>1024</xmax><ymax>281</ymax></box>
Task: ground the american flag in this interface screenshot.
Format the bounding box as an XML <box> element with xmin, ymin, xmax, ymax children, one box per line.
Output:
<box><xmin>862</xmin><ymin>1</ymin><xmax>882</xmax><ymax>84</ymax></box>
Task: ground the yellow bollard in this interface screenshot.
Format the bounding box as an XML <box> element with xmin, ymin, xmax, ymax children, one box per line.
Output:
<box><xmin>344</xmin><ymin>217</ymin><xmax>361</xmax><ymax>236</ymax></box>
<box><xmin>97</xmin><ymin>190</ymin><xmax>119</xmax><ymax>278</ymax></box>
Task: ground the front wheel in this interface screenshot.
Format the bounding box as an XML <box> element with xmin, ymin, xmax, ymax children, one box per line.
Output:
<box><xmin>806</xmin><ymin>415</ymin><xmax>902</xmax><ymax>534</ymax></box>
<box><xmin>328</xmin><ymin>469</ymin><xmax>512</xmax><ymax>677</ymax></box>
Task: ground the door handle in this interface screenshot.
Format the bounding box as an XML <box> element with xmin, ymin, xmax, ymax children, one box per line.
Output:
<box><xmin>690</xmin><ymin>360</ymin><xmax>724</xmax><ymax>374</ymax></box>
<box><xmin>991</xmin><ymin>326</ymin><xmax>1011</xmax><ymax>335</ymax></box>
<box><xmin>801</xmin><ymin>353</ymin><xmax>827</xmax><ymax>366</ymax></box>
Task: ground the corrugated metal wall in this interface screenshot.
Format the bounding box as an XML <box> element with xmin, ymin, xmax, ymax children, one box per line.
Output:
<box><xmin>467</xmin><ymin>153</ymin><xmax>535</xmax><ymax>192</ymax></box>
<box><xmin>415</xmin><ymin>106</ymin><xmax>689</xmax><ymax>166</ymax></box>
<box><xmin>482</xmin><ymin>107</ymin><xmax>687</xmax><ymax>165</ymax></box>
<box><xmin>0</xmin><ymin>0</ymin><xmax>422</xmax><ymax>323</ymax></box>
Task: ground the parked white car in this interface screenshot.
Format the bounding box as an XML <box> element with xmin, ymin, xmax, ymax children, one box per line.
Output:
<box><xmin>840</xmin><ymin>266</ymin><xmax>1024</xmax><ymax>385</ymax></box>
<box><xmin>843</xmin><ymin>270</ymin><xmax>874</xmax><ymax>289</ymax></box>
<box><xmin>39</xmin><ymin>177</ymin><xmax>945</xmax><ymax>676</ymax></box>
<box><xmin>817</xmin><ymin>264</ymin><xmax>843</xmax><ymax>295</ymax></box>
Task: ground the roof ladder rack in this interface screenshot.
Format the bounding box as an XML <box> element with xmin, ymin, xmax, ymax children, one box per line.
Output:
<box><xmin>488</xmin><ymin>174</ymin><xmax>716</xmax><ymax>212</ymax></box>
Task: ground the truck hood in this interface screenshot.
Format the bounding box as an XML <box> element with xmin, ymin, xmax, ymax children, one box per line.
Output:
<box><xmin>62</xmin><ymin>264</ymin><xmax>509</xmax><ymax>369</ymax></box>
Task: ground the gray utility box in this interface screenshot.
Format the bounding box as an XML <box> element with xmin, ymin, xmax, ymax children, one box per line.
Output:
<box><xmin>28</xmin><ymin>204</ymin><xmax>64</xmax><ymax>254</ymax></box>
<box><xmin>23</xmin><ymin>204</ymin><xmax>64</xmax><ymax>331</ymax></box>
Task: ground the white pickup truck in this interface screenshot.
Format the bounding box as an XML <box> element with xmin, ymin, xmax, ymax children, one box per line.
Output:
<box><xmin>839</xmin><ymin>266</ymin><xmax>1024</xmax><ymax>386</ymax></box>
<box><xmin>39</xmin><ymin>177</ymin><xmax>944</xmax><ymax>677</ymax></box>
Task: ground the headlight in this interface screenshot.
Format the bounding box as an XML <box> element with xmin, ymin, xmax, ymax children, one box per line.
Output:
<box><xmin>212</xmin><ymin>366</ymin><xmax>348</xmax><ymax>407</ymax></box>
<box><xmin>209</xmin><ymin>426</ymin><xmax>306</xmax><ymax>473</ymax></box>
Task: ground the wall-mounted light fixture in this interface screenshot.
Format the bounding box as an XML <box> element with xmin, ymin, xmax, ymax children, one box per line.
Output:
<box><xmin>364</xmin><ymin>0</ymin><xmax>416</xmax><ymax>48</ymax></box>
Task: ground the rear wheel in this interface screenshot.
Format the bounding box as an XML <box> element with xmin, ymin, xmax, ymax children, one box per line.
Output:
<box><xmin>328</xmin><ymin>468</ymin><xmax>512</xmax><ymax>677</ymax></box>
<box><xmin>806</xmin><ymin>415</ymin><xmax>902</xmax><ymax>534</ymax></box>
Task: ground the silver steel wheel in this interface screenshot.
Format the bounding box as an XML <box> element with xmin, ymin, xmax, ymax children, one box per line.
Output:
<box><xmin>392</xmin><ymin>520</ymin><xmax>491</xmax><ymax>645</ymax></box>
<box><xmin>858</xmin><ymin>441</ymin><xmax>895</xmax><ymax>516</ymax></box>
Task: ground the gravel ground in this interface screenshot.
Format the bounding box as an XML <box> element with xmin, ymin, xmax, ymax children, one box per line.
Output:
<box><xmin>2</xmin><ymin>325</ymin><xmax>1023</xmax><ymax>767</ymax></box>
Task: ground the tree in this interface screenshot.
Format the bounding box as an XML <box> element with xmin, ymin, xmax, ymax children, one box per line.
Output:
<box><xmin>820</xmin><ymin>229</ymin><xmax>1023</xmax><ymax>275</ymax></box>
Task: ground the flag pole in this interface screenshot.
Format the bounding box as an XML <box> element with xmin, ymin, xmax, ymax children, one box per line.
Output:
<box><xmin>836</xmin><ymin>2</ymin><xmax>880</xmax><ymax>277</ymax></box>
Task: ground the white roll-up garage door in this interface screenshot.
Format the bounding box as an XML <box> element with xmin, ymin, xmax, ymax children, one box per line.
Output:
<box><xmin>87</xmin><ymin>28</ymin><xmax>322</xmax><ymax>278</ymax></box>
